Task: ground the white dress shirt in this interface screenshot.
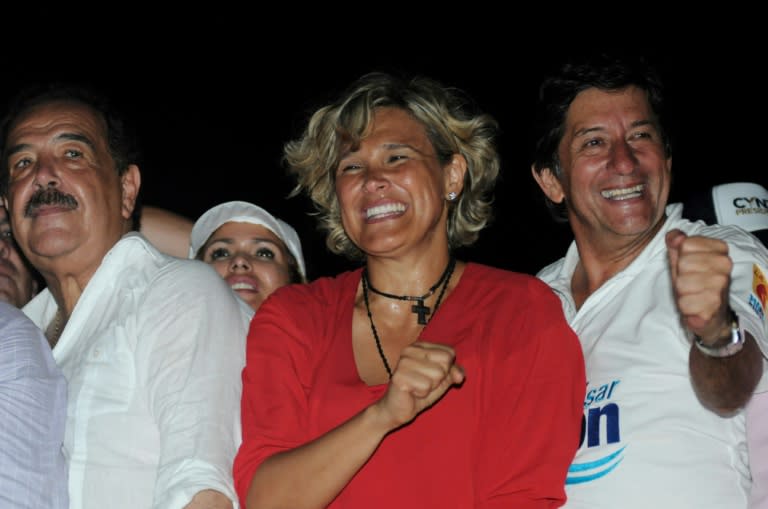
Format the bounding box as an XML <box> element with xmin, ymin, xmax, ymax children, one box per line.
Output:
<box><xmin>23</xmin><ymin>232</ymin><xmax>252</xmax><ymax>509</ymax></box>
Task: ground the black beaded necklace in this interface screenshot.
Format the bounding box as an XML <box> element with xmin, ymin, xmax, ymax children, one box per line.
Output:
<box><xmin>361</xmin><ymin>257</ymin><xmax>456</xmax><ymax>378</ymax></box>
<box><xmin>363</xmin><ymin>257</ymin><xmax>457</xmax><ymax>325</ymax></box>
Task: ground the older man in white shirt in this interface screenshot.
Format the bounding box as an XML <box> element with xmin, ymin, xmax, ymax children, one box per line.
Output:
<box><xmin>1</xmin><ymin>83</ymin><xmax>251</xmax><ymax>509</ymax></box>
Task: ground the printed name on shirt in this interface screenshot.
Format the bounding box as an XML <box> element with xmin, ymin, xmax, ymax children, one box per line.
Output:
<box><xmin>566</xmin><ymin>379</ymin><xmax>624</xmax><ymax>485</ymax></box>
<box><xmin>581</xmin><ymin>379</ymin><xmax>620</xmax><ymax>447</ymax></box>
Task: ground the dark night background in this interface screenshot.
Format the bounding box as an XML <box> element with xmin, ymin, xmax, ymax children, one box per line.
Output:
<box><xmin>1</xmin><ymin>12</ymin><xmax>763</xmax><ymax>280</ymax></box>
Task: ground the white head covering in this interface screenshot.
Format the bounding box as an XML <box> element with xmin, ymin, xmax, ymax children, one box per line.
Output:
<box><xmin>189</xmin><ymin>201</ymin><xmax>306</xmax><ymax>279</ymax></box>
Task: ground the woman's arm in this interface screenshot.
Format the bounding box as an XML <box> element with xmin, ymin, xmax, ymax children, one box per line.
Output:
<box><xmin>140</xmin><ymin>205</ymin><xmax>194</xmax><ymax>258</ymax></box>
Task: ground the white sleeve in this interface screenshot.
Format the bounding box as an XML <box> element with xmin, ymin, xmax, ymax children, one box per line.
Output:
<box><xmin>137</xmin><ymin>263</ymin><xmax>249</xmax><ymax>509</ymax></box>
<box><xmin>728</xmin><ymin>234</ymin><xmax>768</xmax><ymax>393</ymax></box>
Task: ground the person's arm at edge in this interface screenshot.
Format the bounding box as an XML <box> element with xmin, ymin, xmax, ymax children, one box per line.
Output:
<box><xmin>747</xmin><ymin>393</ymin><xmax>768</xmax><ymax>508</ymax></box>
<box><xmin>140</xmin><ymin>205</ymin><xmax>194</xmax><ymax>258</ymax></box>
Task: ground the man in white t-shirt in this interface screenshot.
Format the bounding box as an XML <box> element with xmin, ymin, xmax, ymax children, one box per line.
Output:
<box><xmin>530</xmin><ymin>53</ymin><xmax>768</xmax><ymax>508</ymax></box>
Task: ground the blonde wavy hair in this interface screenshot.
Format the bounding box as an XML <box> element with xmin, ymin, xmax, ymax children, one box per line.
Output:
<box><xmin>284</xmin><ymin>72</ymin><xmax>500</xmax><ymax>261</ymax></box>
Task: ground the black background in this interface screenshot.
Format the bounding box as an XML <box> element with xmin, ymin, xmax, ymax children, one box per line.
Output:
<box><xmin>1</xmin><ymin>11</ymin><xmax>763</xmax><ymax>280</ymax></box>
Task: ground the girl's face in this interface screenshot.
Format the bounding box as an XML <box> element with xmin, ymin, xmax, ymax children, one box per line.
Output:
<box><xmin>200</xmin><ymin>221</ymin><xmax>294</xmax><ymax>311</ymax></box>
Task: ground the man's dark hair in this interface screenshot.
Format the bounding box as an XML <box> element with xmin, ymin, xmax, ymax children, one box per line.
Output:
<box><xmin>0</xmin><ymin>81</ymin><xmax>143</xmax><ymax>229</ymax></box>
<box><xmin>530</xmin><ymin>52</ymin><xmax>672</xmax><ymax>223</ymax></box>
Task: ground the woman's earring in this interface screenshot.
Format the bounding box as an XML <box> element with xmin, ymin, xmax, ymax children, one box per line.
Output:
<box><xmin>447</xmin><ymin>191</ymin><xmax>457</xmax><ymax>201</ymax></box>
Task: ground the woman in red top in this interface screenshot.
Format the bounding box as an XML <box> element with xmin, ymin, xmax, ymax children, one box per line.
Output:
<box><xmin>234</xmin><ymin>72</ymin><xmax>585</xmax><ymax>508</ymax></box>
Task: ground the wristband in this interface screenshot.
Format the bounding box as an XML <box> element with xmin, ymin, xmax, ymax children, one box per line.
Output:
<box><xmin>693</xmin><ymin>310</ymin><xmax>745</xmax><ymax>358</ymax></box>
